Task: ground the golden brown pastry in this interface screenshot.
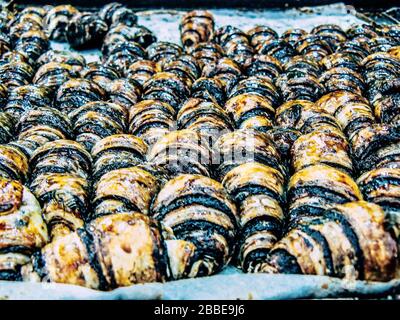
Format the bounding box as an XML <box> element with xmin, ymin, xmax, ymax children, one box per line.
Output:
<box><xmin>87</xmin><ymin>212</ymin><xmax>170</xmax><ymax>288</ymax></box>
<box><xmin>222</xmin><ymin>162</ymin><xmax>285</xmax><ymax>272</ymax></box>
<box><xmin>214</xmin><ymin>129</ymin><xmax>286</xmax><ymax>179</ymax></box>
<box><xmin>264</xmin><ymin>201</ymin><xmax>397</xmax><ymax>282</ymax></box>
<box><xmin>30</xmin><ymin>140</ymin><xmax>91</xmax><ymax>237</ymax></box>
<box><xmin>177</xmin><ymin>97</ymin><xmax>233</xmax><ymax>142</ymax></box>
<box><xmin>92</xmin><ymin>166</ymin><xmax>159</xmax><ymax>218</ymax></box>
<box><xmin>275</xmin><ymin>100</ymin><xmax>340</xmax><ymax>134</ymax></box>
<box><xmin>180</xmin><ymin>10</ymin><xmax>214</xmax><ymax>52</ymax></box>
<box><xmin>129</xmin><ymin>99</ymin><xmax>176</xmax><ymax>147</ymax></box>
<box><xmin>290</xmin><ymin>128</ymin><xmax>353</xmax><ymax>174</ymax></box>
<box><xmin>0</xmin><ymin>144</ymin><xmax>29</xmax><ymax>182</ymax></box>
<box><xmin>151</xmin><ymin>174</ymin><xmax>238</xmax><ymax>277</ymax></box>
<box><xmin>0</xmin><ymin>178</ymin><xmax>48</xmax><ymax>280</ymax></box>
<box><xmin>287</xmin><ymin>164</ymin><xmax>362</xmax><ymax>224</ymax></box>
<box><xmin>91</xmin><ymin>134</ymin><xmax>148</xmax><ymax>182</ymax></box>
<box><xmin>22</xmin><ymin>212</ymin><xmax>170</xmax><ymax>290</ymax></box>
<box><xmin>148</xmin><ymin>129</ymin><xmax>213</xmax><ymax>177</ymax></box>
<box><xmin>316</xmin><ymin>91</ymin><xmax>374</xmax><ymax>138</ymax></box>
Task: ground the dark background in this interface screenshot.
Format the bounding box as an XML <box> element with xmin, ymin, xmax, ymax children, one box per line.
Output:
<box><xmin>13</xmin><ymin>0</ymin><xmax>400</xmax><ymax>9</ymax></box>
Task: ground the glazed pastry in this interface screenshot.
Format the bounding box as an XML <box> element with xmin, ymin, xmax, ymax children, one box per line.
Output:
<box><xmin>0</xmin><ymin>51</ymin><xmax>29</xmax><ymax>67</ymax></box>
<box><xmin>142</xmin><ymin>72</ymin><xmax>190</xmax><ymax>111</ymax></box>
<box><xmin>14</xmin><ymin>30</ymin><xmax>49</xmax><ymax>62</ymax></box>
<box><xmin>246</xmin><ymin>54</ymin><xmax>282</xmax><ymax>81</ymax></box>
<box><xmin>148</xmin><ymin>130</ymin><xmax>213</xmax><ymax>177</ymax></box>
<box><xmin>129</xmin><ymin>99</ymin><xmax>176</xmax><ymax>146</ymax></box>
<box><xmin>347</xmin><ymin>24</ymin><xmax>379</xmax><ymax>43</ymax></box>
<box><xmin>106</xmin><ymin>79</ymin><xmax>141</xmax><ymax>110</ymax></box>
<box><xmin>265</xmin><ymin>127</ymin><xmax>301</xmax><ymax>165</ymax></box>
<box><xmin>180</xmin><ymin>10</ymin><xmax>214</xmax><ymax>52</ymax></box>
<box><xmin>294</xmin><ymin>34</ymin><xmax>333</xmax><ymax>61</ymax></box>
<box><xmin>54</xmin><ymin>79</ymin><xmax>106</xmax><ymax>114</ymax></box>
<box><xmin>91</xmin><ymin>134</ymin><xmax>148</xmax><ymax>182</ymax></box>
<box><xmin>126</xmin><ymin>60</ymin><xmax>159</xmax><ymax>86</ymax></box>
<box><xmin>99</xmin><ymin>2</ymin><xmax>137</xmax><ymax>27</ymax></box>
<box><xmin>5</xmin><ymin>85</ymin><xmax>51</xmax><ymax>120</ymax></box>
<box><xmin>0</xmin><ymin>145</ymin><xmax>29</xmax><ymax>183</ymax></box>
<box><xmin>358</xmin><ymin>168</ymin><xmax>400</xmax><ymax>215</ymax></box>
<box><xmin>311</xmin><ymin>24</ymin><xmax>346</xmax><ymax>51</ymax></box>
<box><xmin>0</xmin><ymin>62</ymin><xmax>34</xmax><ymax>90</ymax></box>
<box><xmin>321</xmin><ymin>52</ymin><xmax>360</xmax><ymax>71</ymax></box>
<box><xmin>319</xmin><ymin>67</ymin><xmax>365</xmax><ymax>95</ymax></box>
<box><xmin>281</xmin><ymin>28</ymin><xmax>307</xmax><ymax>47</ymax></box>
<box><xmin>290</xmin><ymin>128</ymin><xmax>353</xmax><ymax>175</ymax></box>
<box><xmin>362</xmin><ymin>52</ymin><xmax>400</xmax><ymax>102</ymax></box>
<box><xmin>0</xmin><ymin>178</ymin><xmax>48</xmax><ymax>280</ymax></box>
<box><xmin>276</xmin><ymin>56</ymin><xmax>324</xmax><ymax>102</ymax></box>
<box><xmin>33</xmin><ymin>62</ymin><xmax>79</xmax><ymax>95</ymax></box>
<box><xmin>192</xmin><ymin>42</ymin><xmax>224</xmax><ymax>69</ymax></box>
<box><xmin>349</xmin><ymin>124</ymin><xmax>400</xmax><ymax>173</ymax></box>
<box><xmin>44</xmin><ymin>5</ymin><xmax>79</xmax><ymax>41</ymax></box>
<box><xmin>68</xmin><ymin>101</ymin><xmax>128</xmax><ymax>152</ymax></box>
<box><xmin>9</xmin><ymin>9</ymin><xmax>44</xmax><ymax>44</ymax></box>
<box><xmin>371</xmin><ymin>78</ymin><xmax>400</xmax><ymax>125</ymax></box>
<box><xmin>103</xmin><ymin>41</ymin><xmax>146</xmax><ymax>75</ymax></box>
<box><xmin>247</xmin><ymin>26</ymin><xmax>278</xmax><ymax>48</ymax></box>
<box><xmin>12</xmin><ymin>106</ymin><xmax>73</xmax><ymax>157</ymax></box>
<box><xmin>202</xmin><ymin>57</ymin><xmax>242</xmax><ymax>88</ymax></box>
<box><xmin>163</xmin><ymin>54</ymin><xmax>201</xmax><ymax>85</ymax></box>
<box><xmin>37</xmin><ymin>50</ymin><xmax>86</xmax><ymax>73</ymax></box>
<box><xmin>30</xmin><ymin>140</ymin><xmax>92</xmax><ymax>236</ymax></box>
<box><xmin>214</xmin><ymin>129</ymin><xmax>286</xmax><ymax>179</ymax></box>
<box><xmin>81</xmin><ymin>62</ymin><xmax>120</xmax><ymax>92</ymax></box>
<box><xmin>92</xmin><ymin>166</ymin><xmax>159</xmax><ymax>218</ymax></box>
<box><xmin>191</xmin><ymin>77</ymin><xmax>225</xmax><ymax>106</ymax></box>
<box><xmin>22</xmin><ymin>212</ymin><xmax>169</xmax><ymax>290</ymax></box>
<box><xmin>228</xmin><ymin>76</ymin><xmax>280</xmax><ymax>108</ymax></box>
<box><xmin>257</xmin><ymin>39</ymin><xmax>296</xmax><ymax>64</ymax></box>
<box><xmin>369</xmin><ymin>36</ymin><xmax>397</xmax><ymax>53</ymax></box>
<box><xmin>102</xmin><ymin>24</ymin><xmax>155</xmax><ymax>57</ymax></box>
<box><xmin>151</xmin><ymin>174</ymin><xmax>238</xmax><ymax>277</ymax></box>
<box><xmin>87</xmin><ymin>213</ymin><xmax>169</xmax><ymax>288</ymax></box>
<box><xmin>287</xmin><ymin>164</ymin><xmax>362</xmax><ymax>224</ymax></box>
<box><xmin>147</xmin><ymin>41</ymin><xmax>182</xmax><ymax>69</ymax></box>
<box><xmin>0</xmin><ymin>112</ymin><xmax>14</xmax><ymax>144</ymax></box>
<box><xmin>264</xmin><ymin>201</ymin><xmax>397</xmax><ymax>282</ymax></box>
<box><xmin>337</xmin><ymin>39</ymin><xmax>370</xmax><ymax>63</ymax></box>
<box><xmin>66</xmin><ymin>12</ymin><xmax>108</xmax><ymax>49</ymax></box>
<box><xmin>316</xmin><ymin>91</ymin><xmax>374</xmax><ymax>138</ymax></box>
<box><xmin>222</xmin><ymin>162</ymin><xmax>285</xmax><ymax>272</ymax></box>
<box><xmin>275</xmin><ymin>100</ymin><xmax>340</xmax><ymax>133</ymax></box>
<box><xmin>225</xmin><ymin>93</ymin><xmax>275</xmax><ymax>130</ymax></box>
<box><xmin>1</xmin><ymin>7</ymin><xmax>399</xmax><ymax>289</ymax></box>
<box><xmin>177</xmin><ymin>97</ymin><xmax>233</xmax><ymax>142</ymax></box>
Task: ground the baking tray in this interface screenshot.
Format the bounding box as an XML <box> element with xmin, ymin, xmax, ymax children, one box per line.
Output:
<box><xmin>1</xmin><ymin>3</ymin><xmax>400</xmax><ymax>300</ymax></box>
<box><xmin>1</xmin><ymin>266</ymin><xmax>400</xmax><ymax>300</ymax></box>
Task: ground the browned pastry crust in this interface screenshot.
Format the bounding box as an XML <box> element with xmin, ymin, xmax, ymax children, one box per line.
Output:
<box><xmin>287</xmin><ymin>164</ymin><xmax>362</xmax><ymax>223</ymax></box>
<box><xmin>151</xmin><ymin>174</ymin><xmax>238</xmax><ymax>277</ymax></box>
<box><xmin>148</xmin><ymin>129</ymin><xmax>213</xmax><ymax>177</ymax></box>
<box><xmin>290</xmin><ymin>128</ymin><xmax>353</xmax><ymax>174</ymax></box>
<box><xmin>264</xmin><ymin>201</ymin><xmax>397</xmax><ymax>281</ymax></box>
<box><xmin>275</xmin><ymin>100</ymin><xmax>340</xmax><ymax>134</ymax></box>
<box><xmin>93</xmin><ymin>166</ymin><xmax>159</xmax><ymax>217</ymax></box>
<box><xmin>0</xmin><ymin>178</ymin><xmax>48</xmax><ymax>281</ymax></box>
<box><xmin>180</xmin><ymin>10</ymin><xmax>214</xmax><ymax>52</ymax></box>
<box><xmin>88</xmin><ymin>212</ymin><xmax>169</xmax><ymax>288</ymax></box>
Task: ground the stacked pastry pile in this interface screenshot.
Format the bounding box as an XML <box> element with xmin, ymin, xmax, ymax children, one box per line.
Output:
<box><xmin>0</xmin><ymin>3</ymin><xmax>399</xmax><ymax>290</ymax></box>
